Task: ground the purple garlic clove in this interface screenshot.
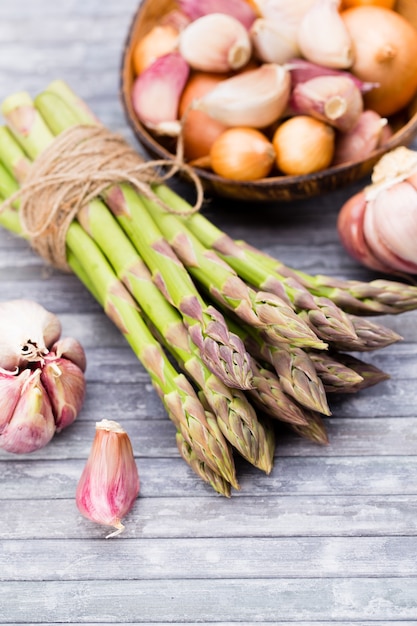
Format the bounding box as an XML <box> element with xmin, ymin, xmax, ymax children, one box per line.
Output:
<box><xmin>0</xmin><ymin>369</ymin><xmax>56</xmax><ymax>454</ymax></box>
<box><xmin>41</xmin><ymin>354</ymin><xmax>86</xmax><ymax>432</ymax></box>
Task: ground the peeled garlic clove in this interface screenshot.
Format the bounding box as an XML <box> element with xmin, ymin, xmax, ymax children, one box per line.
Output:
<box><xmin>363</xmin><ymin>182</ymin><xmax>417</xmax><ymax>274</ymax></box>
<box><xmin>76</xmin><ymin>419</ymin><xmax>140</xmax><ymax>538</ymax></box>
<box><xmin>333</xmin><ymin>110</ymin><xmax>387</xmax><ymax>165</ymax></box>
<box><xmin>298</xmin><ymin>0</ymin><xmax>354</xmax><ymax>69</ymax></box>
<box><xmin>41</xmin><ymin>355</ymin><xmax>86</xmax><ymax>432</ymax></box>
<box><xmin>194</xmin><ymin>63</ymin><xmax>291</xmax><ymax>128</ymax></box>
<box><xmin>0</xmin><ymin>369</ymin><xmax>56</xmax><ymax>454</ymax></box>
<box><xmin>178</xmin><ymin>13</ymin><xmax>252</xmax><ymax>73</ymax></box>
<box><xmin>131</xmin><ymin>52</ymin><xmax>190</xmax><ymax>136</ymax></box>
<box><xmin>179</xmin><ymin>0</ymin><xmax>257</xmax><ymax>29</ymax></box>
<box><xmin>0</xmin><ymin>299</ymin><xmax>61</xmax><ymax>370</ymax></box>
<box><xmin>0</xmin><ymin>368</ymin><xmax>29</xmax><ymax>434</ymax></box>
<box><xmin>50</xmin><ymin>337</ymin><xmax>87</xmax><ymax>372</ymax></box>
<box><xmin>291</xmin><ymin>75</ymin><xmax>363</xmax><ymax>132</ymax></box>
<box><xmin>250</xmin><ymin>18</ymin><xmax>299</xmax><ymax>64</ymax></box>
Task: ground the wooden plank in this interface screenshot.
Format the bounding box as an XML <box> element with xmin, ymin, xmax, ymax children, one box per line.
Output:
<box><xmin>2</xmin><ymin>495</ymin><xmax>417</xmax><ymax>540</ymax></box>
<box><xmin>2</xmin><ymin>578</ymin><xmax>417</xmax><ymax>622</ymax></box>
<box><xmin>3</xmin><ymin>536</ymin><xmax>417</xmax><ymax>581</ymax></box>
<box><xmin>1</xmin><ymin>457</ymin><xmax>417</xmax><ymax>500</ymax></box>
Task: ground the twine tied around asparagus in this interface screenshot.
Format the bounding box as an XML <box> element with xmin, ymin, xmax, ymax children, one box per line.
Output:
<box><xmin>0</xmin><ymin>124</ymin><xmax>204</xmax><ymax>272</ymax></box>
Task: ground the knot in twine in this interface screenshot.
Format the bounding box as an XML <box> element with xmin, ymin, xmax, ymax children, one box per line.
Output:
<box><xmin>1</xmin><ymin>124</ymin><xmax>204</xmax><ymax>272</ymax></box>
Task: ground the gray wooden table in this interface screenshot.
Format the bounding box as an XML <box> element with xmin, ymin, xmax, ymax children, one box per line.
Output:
<box><xmin>1</xmin><ymin>1</ymin><xmax>417</xmax><ymax>624</ymax></box>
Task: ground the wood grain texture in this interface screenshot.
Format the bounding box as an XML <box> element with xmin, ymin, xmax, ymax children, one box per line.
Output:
<box><xmin>1</xmin><ymin>0</ymin><xmax>417</xmax><ymax>625</ymax></box>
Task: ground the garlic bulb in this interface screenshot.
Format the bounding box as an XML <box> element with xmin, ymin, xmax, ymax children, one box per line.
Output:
<box><xmin>0</xmin><ymin>299</ymin><xmax>86</xmax><ymax>454</ymax></box>
<box><xmin>337</xmin><ymin>147</ymin><xmax>417</xmax><ymax>275</ymax></box>
<box><xmin>193</xmin><ymin>63</ymin><xmax>291</xmax><ymax>128</ymax></box>
<box><xmin>178</xmin><ymin>13</ymin><xmax>252</xmax><ymax>72</ymax></box>
<box><xmin>0</xmin><ymin>299</ymin><xmax>61</xmax><ymax>371</ymax></box>
<box><xmin>76</xmin><ymin>419</ymin><xmax>140</xmax><ymax>538</ymax></box>
<box><xmin>291</xmin><ymin>75</ymin><xmax>363</xmax><ymax>132</ymax></box>
<box><xmin>250</xmin><ymin>18</ymin><xmax>299</xmax><ymax>64</ymax></box>
<box><xmin>298</xmin><ymin>0</ymin><xmax>354</xmax><ymax>69</ymax></box>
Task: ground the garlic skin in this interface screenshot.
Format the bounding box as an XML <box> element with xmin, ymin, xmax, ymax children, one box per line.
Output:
<box><xmin>0</xmin><ymin>369</ymin><xmax>56</xmax><ymax>454</ymax></box>
<box><xmin>291</xmin><ymin>75</ymin><xmax>363</xmax><ymax>132</ymax></box>
<box><xmin>41</xmin><ymin>354</ymin><xmax>86</xmax><ymax>432</ymax></box>
<box><xmin>298</xmin><ymin>0</ymin><xmax>354</xmax><ymax>69</ymax></box>
<box><xmin>0</xmin><ymin>299</ymin><xmax>61</xmax><ymax>371</ymax></box>
<box><xmin>50</xmin><ymin>337</ymin><xmax>87</xmax><ymax>372</ymax></box>
<box><xmin>131</xmin><ymin>52</ymin><xmax>190</xmax><ymax>136</ymax></box>
<box><xmin>178</xmin><ymin>13</ymin><xmax>252</xmax><ymax>73</ymax></box>
<box><xmin>0</xmin><ymin>368</ymin><xmax>29</xmax><ymax>434</ymax></box>
<box><xmin>194</xmin><ymin>63</ymin><xmax>291</xmax><ymax>128</ymax></box>
<box><xmin>250</xmin><ymin>18</ymin><xmax>299</xmax><ymax>65</ymax></box>
<box><xmin>285</xmin><ymin>58</ymin><xmax>378</xmax><ymax>94</ymax></box>
<box><xmin>76</xmin><ymin>419</ymin><xmax>140</xmax><ymax>538</ymax></box>
<box><xmin>178</xmin><ymin>0</ymin><xmax>257</xmax><ymax>29</ymax></box>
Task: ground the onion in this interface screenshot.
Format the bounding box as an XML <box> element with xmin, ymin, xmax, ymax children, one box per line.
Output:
<box><xmin>132</xmin><ymin>24</ymin><xmax>179</xmax><ymax>75</ymax></box>
<box><xmin>210</xmin><ymin>127</ymin><xmax>275</xmax><ymax>180</ymax></box>
<box><xmin>342</xmin><ymin>6</ymin><xmax>417</xmax><ymax>116</ymax></box>
<box><xmin>179</xmin><ymin>72</ymin><xmax>229</xmax><ymax>160</ymax></box>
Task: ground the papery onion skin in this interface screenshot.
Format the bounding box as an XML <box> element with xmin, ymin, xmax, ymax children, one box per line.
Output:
<box><xmin>342</xmin><ymin>6</ymin><xmax>417</xmax><ymax>116</ymax></box>
<box><xmin>272</xmin><ymin>115</ymin><xmax>335</xmax><ymax>176</ymax></box>
<box><xmin>179</xmin><ymin>72</ymin><xmax>229</xmax><ymax>160</ymax></box>
<box><xmin>337</xmin><ymin>190</ymin><xmax>394</xmax><ymax>273</ymax></box>
<box><xmin>210</xmin><ymin>127</ymin><xmax>275</xmax><ymax>180</ymax></box>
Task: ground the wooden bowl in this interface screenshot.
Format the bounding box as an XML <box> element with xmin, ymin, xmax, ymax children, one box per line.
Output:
<box><xmin>120</xmin><ymin>0</ymin><xmax>417</xmax><ymax>202</ymax></box>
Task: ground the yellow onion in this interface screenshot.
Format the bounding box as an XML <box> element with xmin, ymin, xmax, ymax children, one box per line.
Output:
<box><xmin>132</xmin><ymin>24</ymin><xmax>179</xmax><ymax>76</ymax></box>
<box><xmin>272</xmin><ymin>115</ymin><xmax>335</xmax><ymax>175</ymax></box>
<box><xmin>210</xmin><ymin>127</ymin><xmax>275</xmax><ymax>180</ymax></box>
<box><xmin>337</xmin><ymin>146</ymin><xmax>417</xmax><ymax>274</ymax></box>
<box><xmin>342</xmin><ymin>6</ymin><xmax>417</xmax><ymax>116</ymax></box>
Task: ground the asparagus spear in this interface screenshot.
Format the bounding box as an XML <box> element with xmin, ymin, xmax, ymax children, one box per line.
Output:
<box><xmin>309</xmin><ymin>351</ymin><xmax>389</xmax><ymax>393</ymax></box>
<box><xmin>32</xmin><ymin>90</ymin><xmax>254</xmax><ymax>392</ymax></box>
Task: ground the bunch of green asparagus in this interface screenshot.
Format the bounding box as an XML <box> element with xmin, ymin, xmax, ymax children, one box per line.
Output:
<box><xmin>0</xmin><ymin>81</ymin><xmax>415</xmax><ymax>496</ymax></box>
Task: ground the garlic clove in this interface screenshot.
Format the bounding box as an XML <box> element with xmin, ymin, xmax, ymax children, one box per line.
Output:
<box><xmin>194</xmin><ymin>63</ymin><xmax>291</xmax><ymax>128</ymax></box>
<box><xmin>41</xmin><ymin>355</ymin><xmax>86</xmax><ymax>432</ymax></box>
<box><xmin>250</xmin><ymin>18</ymin><xmax>299</xmax><ymax>65</ymax></box>
<box><xmin>333</xmin><ymin>110</ymin><xmax>387</xmax><ymax>165</ymax></box>
<box><xmin>0</xmin><ymin>369</ymin><xmax>56</xmax><ymax>454</ymax></box>
<box><xmin>291</xmin><ymin>75</ymin><xmax>363</xmax><ymax>132</ymax></box>
<box><xmin>251</xmin><ymin>0</ymin><xmax>316</xmax><ymax>29</ymax></box>
<box><xmin>0</xmin><ymin>368</ymin><xmax>30</xmax><ymax>434</ymax></box>
<box><xmin>0</xmin><ymin>299</ymin><xmax>61</xmax><ymax>371</ymax></box>
<box><xmin>76</xmin><ymin>419</ymin><xmax>140</xmax><ymax>538</ymax></box>
<box><xmin>285</xmin><ymin>58</ymin><xmax>378</xmax><ymax>94</ymax></box>
<box><xmin>178</xmin><ymin>0</ymin><xmax>257</xmax><ymax>29</ymax></box>
<box><xmin>178</xmin><ymin>13</ymin><xmax>252</xmax><ymax>73</ymax></box>
<box><xmin>297</xmin><ymin>0</ymin><xmax>354</xmax><ymax>69</ymax></box>
<box><xmin>363</xmin><ymin>182</ymin><xmax>417</xmax><ymax>274</ymax></box>
<box><xmin>131</xmin><ymin>52</ymin><xmax>190</xmax><ymax>136</ymax></box>
<box><xmin>50</xmin><ymin>336</ymin><xmax>87</xmax><ymax>372</ymax></box>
